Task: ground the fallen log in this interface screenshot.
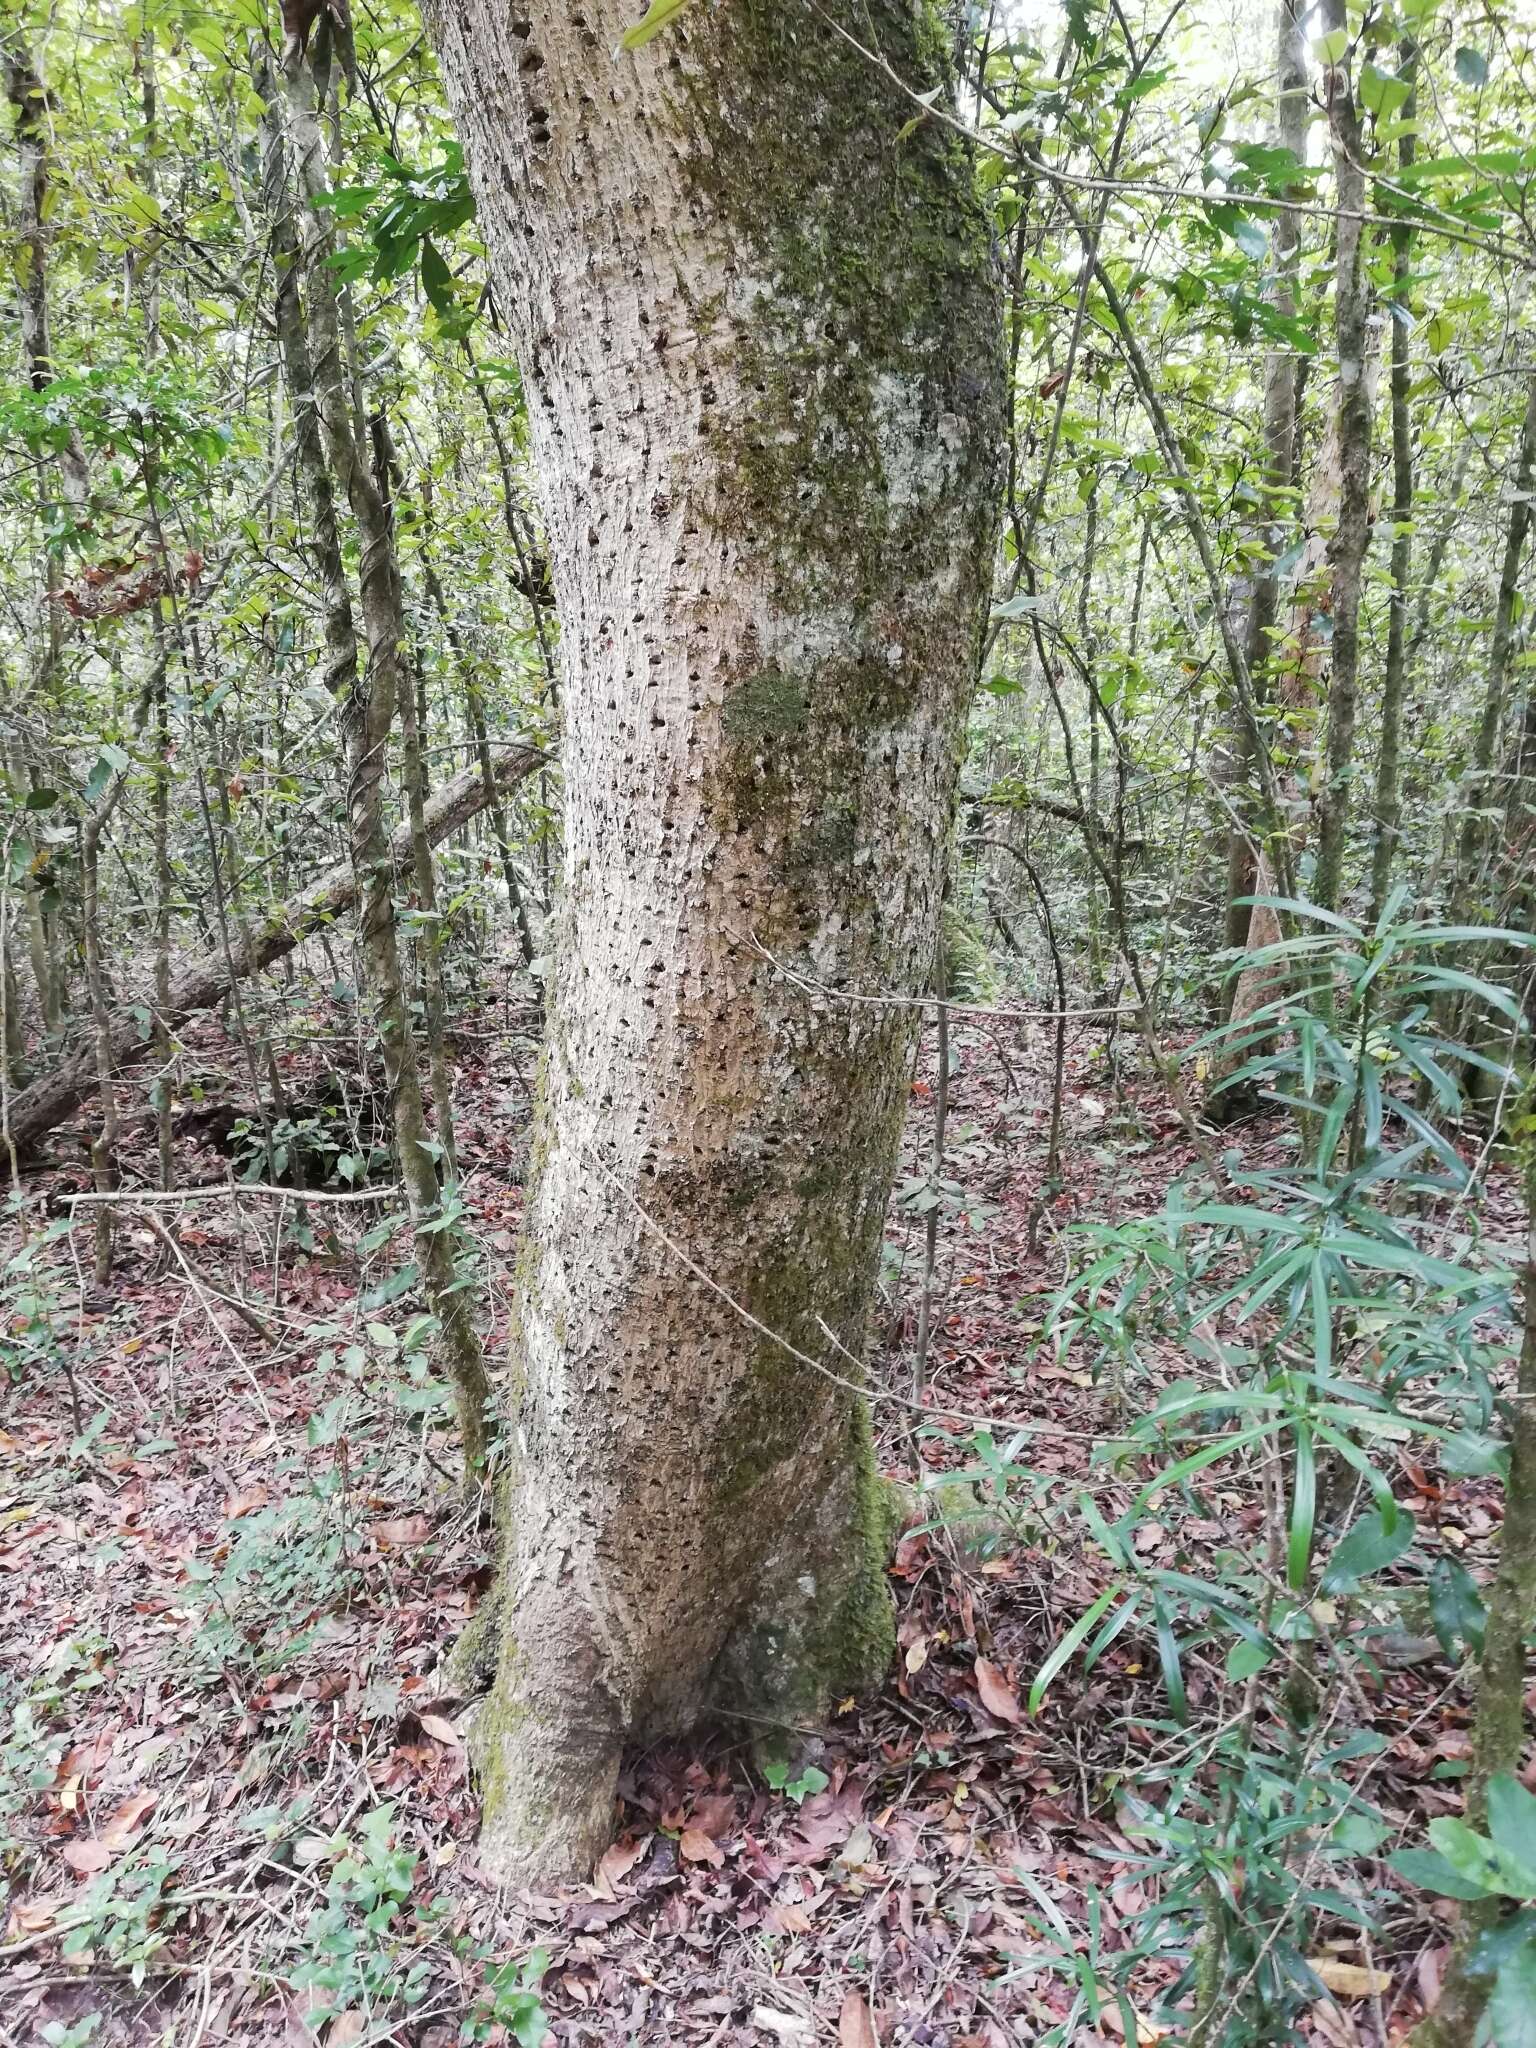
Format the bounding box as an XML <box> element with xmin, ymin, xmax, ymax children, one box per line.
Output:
<box><xmin>4</xmin><ymin>744</ymin><xmax>546</xmax><ymax>1159</ymax></box>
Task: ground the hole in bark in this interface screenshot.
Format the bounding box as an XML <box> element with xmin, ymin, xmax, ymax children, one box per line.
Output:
<box><xmin>519</xmin><ymin>46</ymin><xmax>545</xmax><ymax>71</ymax></box>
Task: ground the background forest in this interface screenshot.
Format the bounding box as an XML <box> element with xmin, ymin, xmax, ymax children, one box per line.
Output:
<box><xmin>3</xmin><ymin>0</ymin><xmax>1536</xmax><ymax>2043</ymax></box>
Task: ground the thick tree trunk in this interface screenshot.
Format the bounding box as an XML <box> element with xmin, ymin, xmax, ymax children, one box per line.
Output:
<box><xmin>4</xmin><ymin>749</ymin><xmax>541</xmax><ymax>1158</ymax></box>
<box><xmin>424</xmin><ymin>0</ymin><xmax>1003</xmax><ymax>1882</ymax></box>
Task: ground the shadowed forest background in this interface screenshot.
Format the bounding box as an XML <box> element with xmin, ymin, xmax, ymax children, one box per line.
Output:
<box><xmin>3</xmin><ymin>0</ymin><xmax>1536</xmax><ymax>2042</ymax></box>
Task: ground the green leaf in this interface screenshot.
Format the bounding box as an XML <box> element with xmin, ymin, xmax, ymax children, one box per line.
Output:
<box><xmin>1313</xmin><ymin>27</ymin><xmax>1347</xmax><ymax>65</ymax></box>
<box><xmin>419</xmin><ymin>237</ymin><xmax>456</xmax><ymax>316</ymax></box>
<box><xmin>1360</xmin><ymin>64</ymin><xmax>1411</xmax><ymax>121</ymax></box>
<box><xmin>1388</xmin><ymin>1846</ymin><xmax>1491</xmax><ymax>1900</ymax></box>
<box><xmin>1487</xmin><ymin>1934</ymin><xmax>1536</xmax><ymax>2048</ymax></box>
<box><xmin>618</xmin><ymin>0</ymin><xmax>697</xmax><ymax>51</ymax></box>
<box><xmin>1288</xmin><ymin>1424</ymin><xmax>1316</xmax><ymax>1591</ymax></box>
<box><xmin>1489</xmin><ymin>1777</ymin><xmax>1536</xmax><ymax>1876</ymax></box>
<box><xmin>1328</xmin><ymin>1810</ymin><xmax>1387</xmax><ymax>1855</ymax></box>
<box><xmin>1429</xmin><ymin>1557</ymin><xmax>1486</xmax><ymax>1657</ymax></box>
<box><xmin>1153</xmin><ymin>1594</ymin><xmax>1187</xmax><ymax>1725</ymax></box>
<box><xmin>1428</xmin><ymin>1815</ymin><xmax>1536</xmax><ymax>1899</ymax></box>
<box><xmin>1226</xmin><ymin>1638</ymin><xmax>1272</xmax><ymax>1681</ymax></box>
<box><xmin>1319</xmin><ymin>1507</ymin><xmax>1415</xmax><ymax>1594</ymax></box>
<box><xmin>1440</xmin><ymin>1429</ymin><xmax>1509</xmax><ymax>1478</ymax></box>
<box><xmin>511</xmin><ymin>1998</ymin><xmax>550</xmax><ymax>2048</ymax></box>
<box><xmin>1029</xmin><ymin>1584</ymin><xmax>1120</xmax><ymax>1715</ymax></box>
<box><xmin>1455</xmin><ymin>46</ymin><xmax>1489</xmax><ymax>87</ymax></box>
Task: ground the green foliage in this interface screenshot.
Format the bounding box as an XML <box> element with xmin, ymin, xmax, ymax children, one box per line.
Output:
<box><xmin>761</xmin><ymin>1757</ymin><xmax>831</xmax><ymax>1806</ymax></box>
<box><xmin>228</xmin><ymin>1107</ymin><xmax>389</xmax><ymax>1190</ymax></box>
<box><xmin>462</xmin><ymin>1947</ymin><xmax>551</xmax><ymax>2046</ymax></box>
<box><xmin>941</xmin><ymin>902</ymin><xmax>1532</xmax><ymax>2037</ymax></box>
<box><xmin>1392</xmin><ymin>1776</ymin><xmax>1536</xmax><ymax>2029</ymax></box>
<box><xmin>182</xmin><ymin>1444</ymin><xmax>358</xmax><ymax>1675</ymax></box>
<box><xmin>289</xmin><ymin>1804</ymin><xmax>431</xmax><ymax>2025</ymax></box>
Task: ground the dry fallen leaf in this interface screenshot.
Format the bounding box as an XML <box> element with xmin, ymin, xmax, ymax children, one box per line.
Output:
<box><xmin>839</xmin><ymin>1989</ymin><xmax>879</xmax><ymax>2047</ymax></box>
<box><xmin>1099</xmin><ymin>2004</ymin><xmax>1172</xmax><ymax>2042</ymax></box>
<box><xmin>8</xmin><ymin>1896</ymin><xmax>63</xmax><ymax>1935</ymax></box>
<box><xmin>371</xmin><ymin>1516</ymin><xmax>431</xmax><ymax>1548</ymax></box>
<box><xmin>975</xmin><ymin>1656</ymin><xmax>1023</xmax><ymax>1725</ymax></box>
<box><xmin>223</xmin><ymin>1486</ymin><xmax>269</xmax><ymax>1520</ymax></box>
<box><xmin>1309</xmin><ymin>1958</ymin><xmax>1391</xmax><ymax>1999</ymax></box>
<box><xmin>679</xmin><ymin>1825</ymin><xmax>724</xmax><ymax>1867</ymax></box>
<box><xmin>593</xmin><ymin>1832</ymin><xmax>650</xmax><ymax>1898</ymax></box>
<box><xmin>62</xmin><ymin>1837</ymin><xmax>112</xmax><ymax>1876</ymax></box>
<box><xmin>418</xmin><ymin>1712</ymin><xmax>461</xmax><ymax>1746</ymax></box>
<box><xmin>99</xmin><ymin>1789</ymin><xmax>157</xmax><ymax>1851</ymax></box>
<box><xmin>765</xmin><ymin>1902</ymin><xmax>815</xmax><ymax>1935</ymax></box>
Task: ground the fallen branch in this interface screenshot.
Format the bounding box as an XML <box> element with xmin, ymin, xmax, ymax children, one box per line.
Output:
<box><xmin>6</xmin><ymin>744</ymin><xmax>546</xmax><ymax>1158</ymax></box>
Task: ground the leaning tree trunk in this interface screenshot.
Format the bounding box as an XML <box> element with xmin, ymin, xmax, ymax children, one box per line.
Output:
<box><xmin>3</xmin><ymin>749</ymin><xmax>541</xmax><ymax>1157</ymax></box>
<box><xmin>424</xmin><ymin>0</ymin><xmax>1003</xmax><ymax>1882</ymax></box>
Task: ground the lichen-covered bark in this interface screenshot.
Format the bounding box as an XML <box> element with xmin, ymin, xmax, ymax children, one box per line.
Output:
<box><xmin>424</xmin><ymin>0</ymin><xmax>1004</xmax><ymax>1882</ymax></box>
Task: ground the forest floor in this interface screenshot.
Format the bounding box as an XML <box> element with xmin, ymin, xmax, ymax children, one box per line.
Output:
<box><xmin>0</xmin><ymin>964</ymin><xmax>1519</xmax><ymax>2047</ymax></box>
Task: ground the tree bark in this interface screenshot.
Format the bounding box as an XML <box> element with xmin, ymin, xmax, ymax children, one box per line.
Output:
<box><xmin>424</xmin><ymin>0</ymin><xmax>1004</xmax><ymax>1883</ymax></box>
<box><xmin>3</xmin><ymin>748</ymin><xmax>542</xmax><ymax>1158</ymax></box>
<box><xmin>1224</xmin><ymin>9</ymin><xmax>1379</xmax><ymax>1046</ymax></box>
<box><xmin>1220</xmin><ymin>0</ymin><xmax>1307</xmax><ymax>975</ymax></box>
<box><xmin>1453</xmin><ymin>370</ymin><xmax>1536</xmax><ymax>918</ymax></box>
<box><xmin>1312</xmin><ymin>1</ymin><xmax>1374</xmax><ymax>915</ymax></box>
<box><xmin>1367</xmin><ymin>56</ymin><xmax>1417</xmax><ymax>930</ymax></box>
<box><xmin>1408</xmin><ymin>1097</ymin><xmax>1536</xmax><ymax>2048</ymax></box>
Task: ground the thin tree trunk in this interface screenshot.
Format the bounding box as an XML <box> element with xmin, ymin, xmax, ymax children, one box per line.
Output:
<box><xmin>1224</xmin><ymin>8</ymin><xmax>1379</xmax><ymax>1046</ymax></box>
<box><xmin>373</xmin><ymin>414</ymin><xmax>461</xmax><ymax>1178</ymax></box>
<box><xmin>1221</xmin><ymin>0</ymin><xmax>1307</xmax><ymax>973</ymax></box>
<box><xmin>418</xmin><ymin>487</ymin><xmax>537</xmax><ymax>966</ymax></box>
<box><xmin>1409</xmin><ymin>1102</ymin><xmax>1536</xmax><ymax>2048</ymax></box>
<box><xmin>1452</xmin><ymin>371</ymin><xmax>1536</xmax><ymax>918</ymax></box>
<box><xmin>6</xmin><ymin>38</ymin><xmax>84</xmax><ymax>1048</ymax></box>
<box><xmin>149</xmin><ymin>643</ymin><xmax>176</xmax><ymax>1190</ymax></box>
<box><xmin>138</xmin><ymin>29</ymin><xmax>177</xmax><ymax>1193</ymax></box>
<box><xmin>1367</xmin><ymin>60</ymin><xmax>1417</xmax><ymax>929</ymax></box>
<box><xmin>1312</xmin><ymin>0</ymin><xmax>1374</xmax><ymax>916</ymax></box>
<box><xmin>425</xmin><ymin>0</ymin><xmax>1003</xmax><ymax>1882</ymax></box>
<box><xmin>80</xmin><ymin>791</ymin><xmax>124</xmax><ymax>1285</ymax></box>
<box><xmin>276</xmin><ymin>40</ymin><xmax>490</xmax><ymax>1474</ymax></box>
